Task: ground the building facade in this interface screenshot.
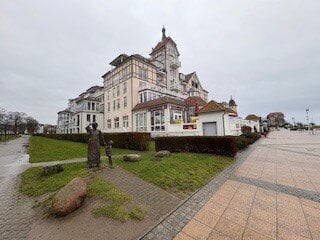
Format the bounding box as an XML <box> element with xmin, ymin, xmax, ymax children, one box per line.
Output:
<box><xmin>57</xmin><ymin>86</ymin><xmax>104</xmax><ymax>133</ymax></box>
<box><xmin>102</xmin><ymin>27</ymin><xmax>208</xmax><ymax>135</ymax></box>
<box><xmin>198</xmin><ymin>99</ymin><xmax>260</xmax><ymax>136</ymax></box>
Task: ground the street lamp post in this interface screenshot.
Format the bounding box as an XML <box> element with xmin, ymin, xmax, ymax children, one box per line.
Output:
<box><xmin>306</xmin><ymin>109</ymin><xmax>310</xmax><ymax>135</ymax></box>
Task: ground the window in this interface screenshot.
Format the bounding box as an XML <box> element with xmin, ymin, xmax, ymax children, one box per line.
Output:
<box><xmin>117</xmin><ymin>86</ymin><xmax>120</xmax><ymax>96</ymax></box>
<box><xmin>123</xmin><ymin>82</ymin><xmax>127</xmax><ymax>94</ymax></box>
<box><xmin>114</xmin><ymin>117</ymin><xmax>119</xmax><ymax>128</ymax></box>
<box><xmin>113</xmin><ymin>100</ymin><xmax>115</xmax><ymax>110</ymax></box>
<box><xmin>170</xmin><ymin>110</ymin><xmax>183</xmax><ymax>124</ymax></box>
<box><xmin>87</xmin><ymin>114</ymin><xmax>91</xmax><ymax>122</ymax></box>
<box><xmin>123</xmin><ymin>96</ymin><xmax>127</xmax><ymax>108</ymax></box>
<box><xmin>117</xmin><ymin>99</ymin><xmax>120</xmax><ymax>109</ymax></box>
<box><xmin>107</xmin><ymin>119</ymin><xmax>111</xmax><ymax>128</ymax></box>
<box><xmin>107</xmin><ymin>102</ymin><xmax>110</xmax><ymax>112</ymax></box>
<box><xmin>87</xmin><ymin>102</ymin><xmax>90</xmax><ymax>110</ymax></box>
<box><xmin>113</xmin><ymin>88</ymin><xmax>116</xmax><ymax>98</ymax></box>
<box><xmin>92</xmin><ymin>103</ymin><xmax>95</xmax><ymax>111</ymax></box>
<box><xmin>123</xmin><ymin>116</ymin><xmax>129</xmax><ymax>128</ymax></box>
<box><xmin>138</xmin><ymin>67</ymin><xmax>148</xmax><ymax>80</ymax></box>
<box><xmin>76</xmin><ymin>115</ymin><xmax>79</xmax><ymax>126</ymax></box>
<box><xmin>136</xmin><ymin>112</ymin><xmax>147</xmax><ymax>132</ymax></box>
<box><xmin>93</xmin><ymin>115</ymin><xmax>96</xmax><ymax>123</ymax></box>
<box><xmin>107</xmin><ymin>91</ymin><xmax>110</xmax><ymax>100</ymax></box>
<box><xmin>151</xmin><ymin>110</ymin><xmax>165</xmax><ymax>131</ymax></box>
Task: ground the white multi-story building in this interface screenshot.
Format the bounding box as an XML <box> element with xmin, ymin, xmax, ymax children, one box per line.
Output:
<box><xmin>57</xmin><ymin>27</ymin><xmax>256</xmax><ymax>137</ymax></box>
<box><xmin>57</xmin><ymin>86</ymin><xmax>104</xmax><ymax>133</ymax></box>
<box><xmin>102</xmin><ymin>27</ymin><xmax>209</xmax><ymax>136</ymax></box>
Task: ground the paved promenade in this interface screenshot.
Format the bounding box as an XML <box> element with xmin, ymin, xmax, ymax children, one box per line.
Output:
<box><xmin>142</xmin><ymin>130</ymin><xmax>320</xmax><ymax>240</ymax></box>
<box><xmin>174</xmin><ymin>130</ymin><xmax>320</xmax><ymax>240</ymax></box>
<box><xmin>0</xmin><ymin>136</ymin><xmax>34</xmax><ymax>240</ymax></box>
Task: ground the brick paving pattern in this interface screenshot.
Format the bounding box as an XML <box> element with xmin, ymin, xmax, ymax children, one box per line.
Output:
<box><xmin>142</xmin><ymin>131</ymin><xmax>320</xmax><ymax>240</ymax></box>
<box><xmin>101</xmin><ymin>167</ymin><xmax>182</xmax><ymax>220</ymax></box>
<box><xmin>0</xmin><ymin>136</ymin><xmax>34</xmax><ymax>240</ymax></box>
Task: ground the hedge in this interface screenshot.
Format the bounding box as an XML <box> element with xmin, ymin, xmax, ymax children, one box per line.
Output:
<box><xmin>33</xmin><ymin>132</ymin><xmax>151</xmax><ymax>151</ymax></box>
<box><xmin>236</xmin><ymin>132</ymin><xmax>261</xmax><ymax>150</ymax></box>
<box><xmin>155</xmin><ymin>136</ymin><xmax>237</xmax><ymax>157</ymax></box>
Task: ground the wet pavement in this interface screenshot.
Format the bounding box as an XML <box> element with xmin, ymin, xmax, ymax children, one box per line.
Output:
<box><xmin>0</xmin><ymin>136</ymin><xmax>34</xmax><ymax>240</ymax></box>
<box><xmin>172</xmin><ymin>130</ymin><xmax>320</xmax><ymax>240</ymax></box>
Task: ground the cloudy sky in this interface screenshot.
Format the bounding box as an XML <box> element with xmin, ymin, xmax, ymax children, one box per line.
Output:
<box><xmin>1</xmin><ymin>0</ymin><xmax>319</xmax><ymax>124</ymax></box>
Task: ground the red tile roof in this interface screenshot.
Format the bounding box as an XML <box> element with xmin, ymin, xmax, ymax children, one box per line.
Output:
<box><xmin>184</xmin><ymin>72</ymin><xmax>195</xmax><ymax>82</ymax></box>
<box><xmin>198</xmin><ymin>100</ymin><xmax>225</xmax><ymax>113</ymax></box>
<box><xmin>150</xmin><ymin>37</ymin><xmax>179</xmax><ymax>55</ymax></box>
<box><xmin>185</xmin><ymin>97</ymin><xmax>207</xmax><ymax>107</ymax></box>
<box><xmin>199</xmin><ymin>100</ymin><xmax>238</xmax><ymax>116</ymax></box>
<box><xmin>132</xmin><ymin>96</ymin><xmax>186</xmax><ymax>111</ymax></box>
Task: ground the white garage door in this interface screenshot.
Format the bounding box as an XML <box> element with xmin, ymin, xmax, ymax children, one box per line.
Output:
<box><xmin>203</xmin><ymin>122</ymin><xmax>217</xmax><ymax>136</ymax></box>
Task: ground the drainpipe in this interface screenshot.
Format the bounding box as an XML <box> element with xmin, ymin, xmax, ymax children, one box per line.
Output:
<box><xmin>222</xmin><ymin>110</ymin><xmax>226</xmax><ymax>136</ymax></box>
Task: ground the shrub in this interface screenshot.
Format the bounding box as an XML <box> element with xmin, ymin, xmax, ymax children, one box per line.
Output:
<box><xmin>155</xmin><ymin>136</ymin><xmax>237</xmax><ymax>157</ymax></box>
<box><xmin>236</xmin><ymin>132</ymin><xmax>261</xmax><ymax>150</ymax></box>
<box><xmin>241</xmin><ymin>125</ymin><xmax>252</xmax><ymax>134</ymax></box>
<box><xmin>33</xmin><ymin>132</ymin><xmax>150</xmax><ymax>151</ymax></box>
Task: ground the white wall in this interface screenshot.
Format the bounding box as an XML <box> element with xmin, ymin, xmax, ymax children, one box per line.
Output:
<box><xmin>198</xmin><ymin>111</ymin><xmax>225</xmax><ymax>136</ymax></box>
<box><xmin>198</xmin><ymin>112</ymin><xmax>260</xmax><ymax>136</ymax></box>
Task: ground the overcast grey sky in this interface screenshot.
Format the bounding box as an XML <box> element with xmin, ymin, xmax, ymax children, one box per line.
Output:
<box><xmin>1</xmin><ymin>0</ymin><xmax>319</xmax><ymax>125</ymax></box>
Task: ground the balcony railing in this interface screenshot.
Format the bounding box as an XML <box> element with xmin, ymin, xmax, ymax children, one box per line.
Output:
<box><xmin>170</xmin><ymin>60</ymin><xmax>181</xmax><ymax>68</ymax></box>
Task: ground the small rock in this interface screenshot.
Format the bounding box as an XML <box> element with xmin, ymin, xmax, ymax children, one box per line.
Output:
<box><xmin>51</xmin><ymin>177</ymin><xmax>87</xmax><ymax>216</ymax></box>
<box><xmin>42</xmin><ymin>164</ymin><xmax>63</xmax><ymax>176</ymax></box>
<box><xmin>154</xmin><ymin>150</ymin><xmax>171</xmax><ymax>158</ymax></box>
<box><xmin>123</xmin><ymin>154</ymin><xmax>141</xmax><ymax>162</ymax></box>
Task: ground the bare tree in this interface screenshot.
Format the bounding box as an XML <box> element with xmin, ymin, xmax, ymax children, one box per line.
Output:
<box><xmin>7</xmin><ymin>112</ymin><xmax>26</xmax><ymax>134</ymax></box>
<box><xmin>26</xmin><ymin>117</ymin><xmax>39</xmax><ymax>134</ymax></box>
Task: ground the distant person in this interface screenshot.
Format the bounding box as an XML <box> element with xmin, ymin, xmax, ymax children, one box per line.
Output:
<box><xmin>86</xmin><ymin>123</ymin><xmax>106</xmax><ymax>168</ymax></box>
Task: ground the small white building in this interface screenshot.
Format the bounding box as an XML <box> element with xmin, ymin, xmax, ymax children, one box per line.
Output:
<box><xmin>198</xmin><ymin>99</ymin><xmax>260</xmax><ymax>136</ymax></box>
<box><xmin>57</xmin><ymin>86</ymin><xmax>104</xmax><ymax>133</ymax></box>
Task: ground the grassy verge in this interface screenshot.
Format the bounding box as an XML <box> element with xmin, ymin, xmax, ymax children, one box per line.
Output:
<box><xmin>29</xmin><ymin>136</ymin><xmax>138</xmax><ymax>163</ymax></box>
<box><xmin>0</xmin><ymin>135</ymin><xmax>19</xmax><ymax>142</ymax></box>
<box><xmin>20</xmin><ymin>166</ymin><xmax>146</xmax><ymax>221</ymax></box>
<box><xmin>20</xmin><ymin>162</ymin><xmax>88</xmax><ymax>197</ymax></box>
<box><xmin>115</xmin><ymin>152</ymin><xmax>233</xmax><ymax>196</ymax></box>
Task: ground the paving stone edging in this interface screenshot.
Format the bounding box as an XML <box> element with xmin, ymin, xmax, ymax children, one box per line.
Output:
<box><xmin>139</xmin><ymin>143</ymin><xmax>258</xmax><ymax>240</ymax></box>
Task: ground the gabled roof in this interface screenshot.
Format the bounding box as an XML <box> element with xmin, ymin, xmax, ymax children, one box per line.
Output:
<box><xmin>57</xmin><ymin>109</ymin><xmax>72</xmax><ymax>114</ymax></box>
<box><xmin>102</xmin><ymin>54</ymin><xmax>156</xmax><ymax>78</ymax></box>
<box><xmin>199</xmin><ymin>100</ymin><xmax>238</xmax><ymax>115</ymax></box>
<box><xmin>150</xmin><ymin>37</ymin><xmax>179</xmax><ymax>56</ymax></box>
<box><xmin>109</xmin><ymin>54</ymin><xmax>129</xmax><ymax>67</ymax></box>
<box><xmin>132</xmin><ymin>96</ymin><xmax>186</xmax><ymax>111</ymax></box>
<box><xmin>185</xmin><ymin>97</ymin><xmax>207</xmax><ymax>107</ymax></box>
<box><xmin>199</xmin><ymin>100</ymin><xmax>225</xmax><ymax>114</ymax></box>
<box><xmin>184</xmin><ymin>72</ymin><xmax>195</xmax><ymax>82</ymax></box>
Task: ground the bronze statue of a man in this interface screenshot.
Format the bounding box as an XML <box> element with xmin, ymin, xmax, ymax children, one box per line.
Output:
<box><xmin>86</xmin><ymin>123</ymin><xmax>105</xmax><ymax>168</ymax></box>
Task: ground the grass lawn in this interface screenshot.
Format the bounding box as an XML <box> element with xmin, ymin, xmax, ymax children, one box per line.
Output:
<box><xmin>20</xmin><ymin>161</ymin><xmax>88</xmax><ymax>197</ymax></box>
<box><xmin>29</xmin><ymin>136</ymin><xmax>139</xmax><ymax>163</ymax></box>
<box><xmin>115</xmin><ymin>152</ymin><xmax>233</xmax><ymax>196</ymax></box>
<box><xmin>20</xmin><ymin>165</ymin><xmax>145</xmax><ymax>221</ymax></box>
<box><xmin>0</xmin><ymin>135</ymin><xmax>19</xmax><ymax>142</ymax></box>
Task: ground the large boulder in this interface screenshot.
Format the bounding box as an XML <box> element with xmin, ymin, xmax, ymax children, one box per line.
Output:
<box><xmin>154</xmin><ymin>150</ymin><xmax>171</xmax><ymax>158</ymax></box>
<box><xmin>123</xmin><ymin>154</ymin><xmax>141</xmax><ymax>162</ymax></box>
<box><xmin>51</xmin><ymin>177</ymin><xmax>87</xmax><ymax>216</ymax></box>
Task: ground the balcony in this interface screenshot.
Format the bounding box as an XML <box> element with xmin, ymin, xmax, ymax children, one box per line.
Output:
<box><xmin>156</xmin><ymin>68</ymin><xmax>166</xmax><ymax>75</ymax></box>
<box><xmin>170</xmin><ymin>83</ymin><xmax>180</xmax><ymax>91</ymax></box>
<box><xmin>170</xmin><ymin>60</ymin><xmax>181</xmax><ymax>68</ymax></box>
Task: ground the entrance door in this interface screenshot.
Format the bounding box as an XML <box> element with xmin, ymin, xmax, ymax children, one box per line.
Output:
<box><xmin>203</xmin><ymin>122</ymin><xmax>217</xmax><ymax>136</ymax></box>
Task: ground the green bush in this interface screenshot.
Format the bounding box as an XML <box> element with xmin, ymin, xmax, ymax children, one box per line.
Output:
<box><xmin>33</xmin><ymin>132</ymin><xmax>150</xmax><ymax>151</ymax></box>
<box><xmin>241</xmin><ymin>125</ymin><xmax>252</xmax><ymax>134</ymax></box>
<box><xmin>236</xmin><ymin>132</ymin><xmax>261</xmax><ymax>150</ymax></box>
<box><xmin>155</xmin><ymin>136</ymin><xmax>237</xmax><ymax>157</ymax></box>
